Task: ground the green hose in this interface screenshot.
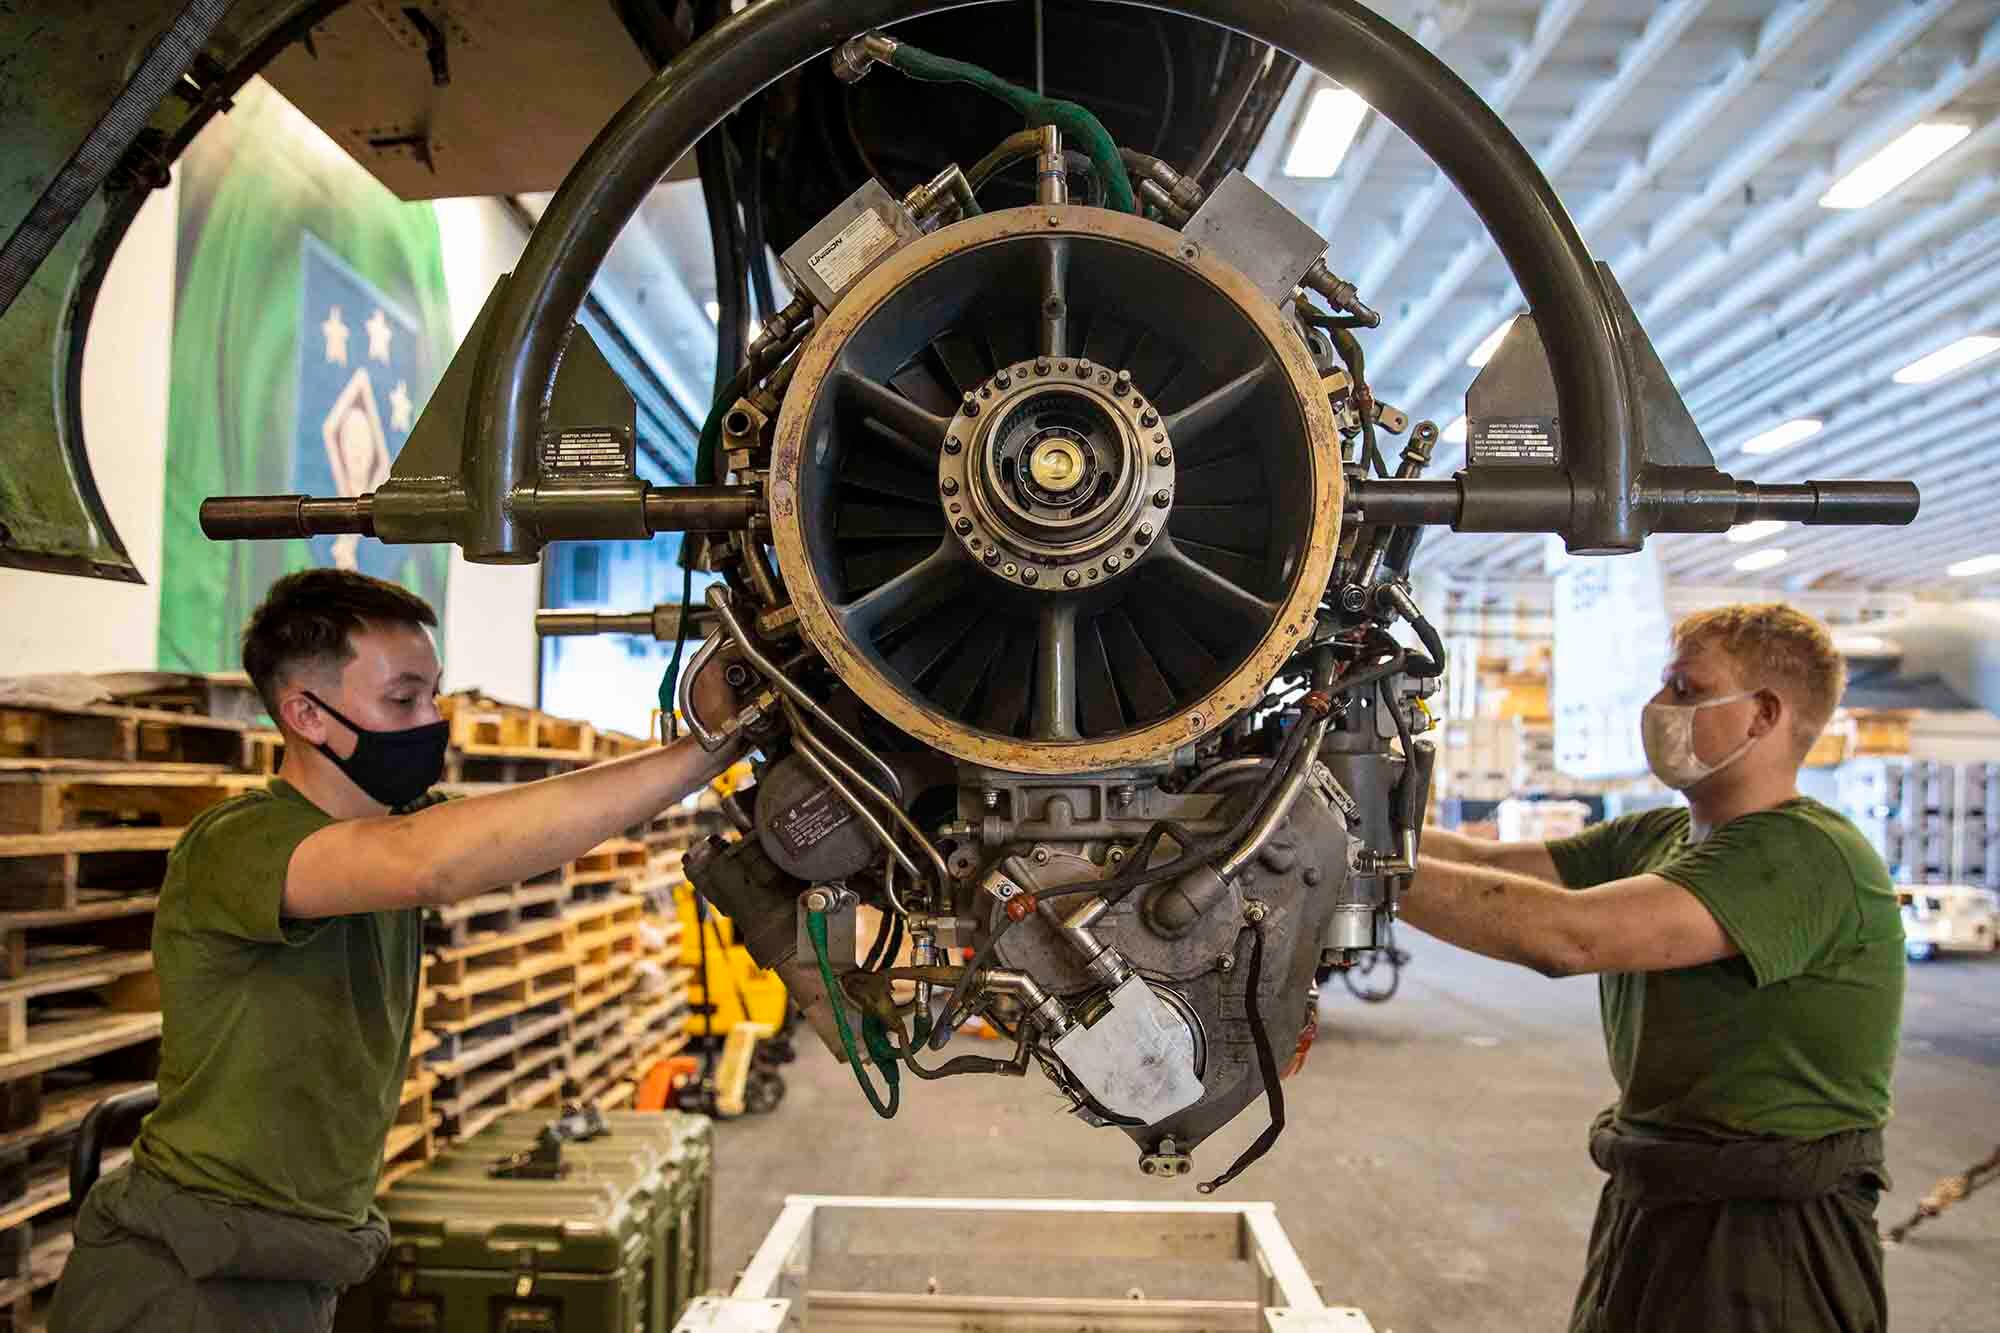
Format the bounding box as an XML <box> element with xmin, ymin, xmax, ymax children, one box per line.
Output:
<box><xmin>888</xmin><ymin>44</ymin><xmax>1138</xmax><ymax>215</ymax></box>
<box><xmin>807</xmin><ymin>906</ymin><xmax>900</xmax><ymax>1118</ymax></box>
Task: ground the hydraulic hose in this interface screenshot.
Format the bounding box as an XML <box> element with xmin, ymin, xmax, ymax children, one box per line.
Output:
<box><xmin>808</xmin><ymin>905</ymin><xmax>899</xmax><ymax>1118</ymax></box>
<box><xmin>884</xmin><ymin>43</ymin><xmax>1137</xmax><ymax>213</ymax></box>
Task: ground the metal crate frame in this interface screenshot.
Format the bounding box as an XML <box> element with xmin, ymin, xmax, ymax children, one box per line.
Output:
<box><xmin>672</xmin><ymin>1194</ymin><xmax>1372</xmax><ymax>1331</ymax></box>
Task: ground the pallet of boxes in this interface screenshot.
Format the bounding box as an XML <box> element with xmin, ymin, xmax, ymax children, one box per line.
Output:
<box><xmin>345</xmin><ymin>694</ymin><xmax>713</xmax><ymax>1330</ymax></box>
<box><xmin>0</xmin><ymin>673</ymin><xmax>270</xmax><ymax>1327</ymax></box>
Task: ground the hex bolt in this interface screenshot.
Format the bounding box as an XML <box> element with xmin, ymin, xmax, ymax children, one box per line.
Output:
<box><xmin>1022</xmin><ymin>567</ymin><xmax>1040</xmax><ymax>584</ymax></box>
<box><xmin>996</xmin><ymin>370</ymin><xmax>1012</xmax><ymax>389</ymax></box>
<box><xmin>1033</xmin><ymin>847</ymin><xmax>1051</xmax><ymax>865</ymax></box>
<box><xmin>1153</xmin><ymin>489</ymin><xmax>1172</xmax><ymax>507</ymax></box>
<box><xmin>1114</xmin><ymin>369</ymin><xmax>1133</xmax><ymax>396</ymax></box>
<box><xmin>983</xmin><ymin>788</ymin><xmax>1000</xmax><ymax>810</ymax></box>
<box><xmin>1064</xmin><ymin>569</ymin><xmax>1081</xmax><ymax>587</ymax></box>
<box><xmin>1137</xmin><ymin>522</ymin><xmax>1154</xmax><ymax>540</ymax></box>
<box><xmin>1035</xmin><ymin>358</ymin><xmax>1052</xmax><ymax>376</ymax></box>
<box><xmin>1216</xmin><ymin>954</ymin><xmax>1235</xmax><ymax>973</ymax></box>
<box><xmin>805</xmin><ymin>888</ymin><xmax>834</xmax><ymax>913</ymax></box>
<box><xmin>1140</xmin><ymin>409</ymin><xmax>1159</xmax><ymax>428</ymax></box>
<box><xmin>1154</xmin><ymin>447</ymin><xmax>1172</xmax><ymax>465</ymax></box>
<box><xmin>984</xmin><ymin>549</ymin><xmax>1001</xmax><ymax>567</ymax></box>
<box><xmin>1244</xmin><ymin>900</ymin><xmax>1268</xmax><ymax>923</ymax></box>
<box><xmin>944</xmin><ymin>437</ymin><xmax>962</xmax><ymax>454</ymax></box>
<box><xmin>962</xmin><ymin>393</ymin><xmax>980</xmax><ymax>417</ymax></box>
<box><xmin>1104</xmin><ymin>555</ymin><xmax>1122</xmax><ymax>574</ymax></box>
<box><xmin>955</xmin><ymin>517</ymin><xmax>974</xmax><ymax>535</ymax></box>
<box><xmin>1076</xmin><ymin>358</ymin><xmax>1093</xmax><ymax>378</ymax></box>
<box><xmin>942</xmin><ymin>477</ymin><xmax>960</xmax><ymax>496</ymax></box>
<box><xmin>723</xmin><ymin>663</ymin><xmax>752</xmax><ymax>688</ymax></box>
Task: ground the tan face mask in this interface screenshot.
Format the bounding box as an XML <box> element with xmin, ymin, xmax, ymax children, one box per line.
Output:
<box><xmin>1640</xmin><ymin>690</ymin><xmax>1758</xmax><ymax>791</ymax></box>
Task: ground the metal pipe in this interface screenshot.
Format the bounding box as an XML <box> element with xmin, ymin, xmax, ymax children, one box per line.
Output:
<box><xmin>675</xmin><ymin>632</ymin><xmax>734</xmax><ymax>751</ymax></box>
<box><xmin>198</xmin><ymin>494</ymin><xmax>374</xmax><ymax>540</ymax></box>
<box><xmin>981</xmin><ymin>968</ymin><xmax>1071</xmax><ymax>1034</ymax></box>
<box><xmin>706</xmin><ymin>584</ymin><xmax>905</xmax><ymax>802</ymax></box>
<box><xmin>533</xmin><ymin>603</ymin><xmax>713</xmax><ymax>640</ymax></box>
<box><xmin>1033</xmin><ymin>124</ymin><xmax>1066</xmax><ymax>206</ymax></box>
<box><xmin>643</xmin><ymin>485</ymin><xmax>760</xmax><ymax>532</ymax></box>
<box><xmin>788</xmin><ymin>706</ymin><xmax>951</xmax><ymax>893</ymax></box>
<box><xmin>535</xmin><ymin>610</ymin><xmax>657</xmax><ymax>637</ymax></box>
<box><xmin>785</xmin><ymin>710</ymin><xmax>927</xmax><ymax>896</ymax></box>
<box><xmin>1347</xmin><ymin>476</ymin><xmax>1921</xmax><ymax>533</ymax></box>
<box><xmin>1217</xmin><ymin>712</ymin><xmax>1332</xmax><ymax>882</ymax></box>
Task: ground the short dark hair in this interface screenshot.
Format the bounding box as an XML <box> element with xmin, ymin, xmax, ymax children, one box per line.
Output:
<box><xmin>242</xmin><ymin>569</ymin><xmax>438</xmax><ymax>717</ymax></box>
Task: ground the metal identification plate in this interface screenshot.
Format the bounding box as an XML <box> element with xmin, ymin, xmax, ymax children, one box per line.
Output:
<box><xmin>769</xmin><ymin>785</ymin><xmax>856</xmax><ymax>856</ymax></box>
<box><xmin>538</xmin><ymin>425</ymin><xmax>634</xmax><ymax>484</ymax></box>
<box><xmin>1468</xmin><ymin>416</ymin><xmax>1560</xmax><ymax>466</ymax></box>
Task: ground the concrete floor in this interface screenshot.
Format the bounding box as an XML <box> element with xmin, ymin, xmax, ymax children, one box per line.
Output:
<box><xmin>707</xmin><ymin>941</ymin><xmax>1999</xmax><ymax>1332</ymax></box>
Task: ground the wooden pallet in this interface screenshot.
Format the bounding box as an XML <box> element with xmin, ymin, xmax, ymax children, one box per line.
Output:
<box><xmin>242</xmin><ymin>730</ymin><xmax>284</xmax><ymax>776</ymax></box>
<box><xmin>0</xmin><ymin>895</ymin><xmax>156</xmax><ymax>981</ymax></box>
<box><xmin>0</xmin><ymin>1009</ymin><xmax>160</xmax><ymax>1087</ymax></box>
<box><xmin>426</xmin><ymin>1007</ymin><xmax>572</xmax><ymax>1092</ymax></box>
<box><xmin>0</xmin><ymin>1214</ymin><xmax>72</xmax><ymax>1320</ymax></box>
<box><xmin>0</xmin><ymin>829</ymin><xmax>175</xmax><ymax>913</ymax></box>
<box><xmin>440</xmin><ymin>694</ymin><xmax>595</xmax><ymax>762</ymax></box>
<box><xmin>0</xmin><ymin>948</ymin><xmax>153</xmax><ymax>1056</ymax></box>
<box><xmin>0</xmin><ymin>770</ymin><xmax>263</xmax><ymax>838</ymax></box>
<box><xmin>0</xmin><ymin>705</ymin><xmax>248</xmax><ymax>769</ymax></box>
<box><xmin>563</xmin><ymin>838</ymin><xmax>648</xmax><ymax>891</ymax></box>
<box><xmin>0</xmin><ymin>1143</ymin><xmax>130</xmax><ymax>1234</ymax></box>
<box><xmin>593</xmin><ymin>730</ymin><xmax>652</xmax><ymax>762</ymax></box>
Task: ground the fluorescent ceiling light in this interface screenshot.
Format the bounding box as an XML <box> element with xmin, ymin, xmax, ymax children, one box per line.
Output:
<box><xmin>1282</xmin><ymin>87</ymin><xmax>1369</xmax><ymax>178</ymax></box>
<box><xmin>1467</xmin><ymin>317</ymin><xmax>1517</xmax><ymax>369</ymax></box>
<box><xmin>1727</xmin><ymin>519</ymin><xmax>1787</xmax><ymax>545</ymax></box>
<box><xmin>1835</xmin><ymin>633</ymin><xmax>1898</xmax><ymax>657</ymax></box>
<box><xmin>1947</xmin><ymin>553</ymin><xmax>2000</xmax><ymax>578</ymax></box>
<box><xmin>1819</xmin><ymin>122</ymin><xmax>1973</xmax><ymax>210</ymax></box>
<box><xmin>1739</xmin><ymin>417</ymin><xmax>1822</xmax><ymax>456</ymax></box>
<box><xmin>1442</xmin><ymin>415</ymin><xmax>1468</xmax><ymax>444</ymax></box>
<box><xmin>1733</xmin><ymin>548</ymin><xmax>1789</xmax><ymax>573</ymax></box>
<box><xmin>1893</xmin><ymin>334</ymin><xmax>2000</xmax><ymax>385</ymax></box>
<box><xmin>703</xmin><ymin>299</ymin><xmax>720</xmax><ymax>323</ymax></box>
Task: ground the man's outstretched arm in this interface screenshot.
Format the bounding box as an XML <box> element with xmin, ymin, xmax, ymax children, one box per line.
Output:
<box><xmin>1420</xmin><ymin>828</ymin><xmax>1565</xmax><ymax>886</ymax></box>
<box><xmin>284</xmin><ymin>735</ymin><xmax>740</xmax><ymax>917</ymax></box>
<box><xmin>1400</xmin><ymin>855</ymin><xmax>1738</xmax><ymax>977</ymax></box>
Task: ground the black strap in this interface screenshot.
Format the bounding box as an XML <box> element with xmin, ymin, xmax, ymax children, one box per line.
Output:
<box><xmin>0</xmin><ymin>0</ymin><xmax>235</xmax><ymax>320</ymax></box>
<box><xmin>1198</xmin><ymin>921</ymin><xmax>1286</xmax><ymax>1194</ymax></box>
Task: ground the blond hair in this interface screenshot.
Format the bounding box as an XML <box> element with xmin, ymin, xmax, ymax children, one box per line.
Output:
<box><xmin>1672</xmin><ymin>603</ymin><xmax>1845</xmax><ymax>758</ymax></box>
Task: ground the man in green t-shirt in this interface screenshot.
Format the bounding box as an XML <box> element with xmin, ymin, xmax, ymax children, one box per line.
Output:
<box><xmin>51</xmin><ymin>569</ymin><xmax>742</xmax><ymax>1331</ymax></box>
<box><xmin>1399</xmin><ymin>603</ymin><xmax>1902</xmax><ymax>1333</ymax></box>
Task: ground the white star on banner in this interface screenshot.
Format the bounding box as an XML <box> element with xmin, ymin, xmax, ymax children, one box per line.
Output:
<box><xmin>388</xmin><ymin>380</ymin><xmax>414</xmax><ymax>432</ymax></box>
<box><xmin>365</xmin><ymin>307</ymin><xmax>393</xmax><ymax>363</ymax></box>
<box><xmin>321</xmin><ymin>306</ymin><xmax>349</xmax><ymax>365</ymax></box>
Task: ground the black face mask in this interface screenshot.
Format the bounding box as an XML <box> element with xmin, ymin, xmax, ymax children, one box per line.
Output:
<box><xmin>302</xmin><ymin>690</ymin><xmax>449</xmax><ymax>810</ymax></box>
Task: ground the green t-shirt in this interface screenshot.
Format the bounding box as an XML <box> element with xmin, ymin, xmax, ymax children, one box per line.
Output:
<box><xmin>132</xmin><ymin>779</ymin><xmax>423</xmax><ymax>1225</ymax></box>
<box><xmin>1547</xmin><ymin>797</ymin><xmax>1903</xmax><ymax>1142</ymax></box>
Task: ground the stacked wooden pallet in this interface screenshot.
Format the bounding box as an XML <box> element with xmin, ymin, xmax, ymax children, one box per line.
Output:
<box><xmin>0</xmin><ymin>697</ymin><xmax>263</xmax><ymax>1327</ymax></box>
<box><xmin>0</xmin><ymin>684</ymin><xmax>697</xmax><ymax>1321</ymax></box>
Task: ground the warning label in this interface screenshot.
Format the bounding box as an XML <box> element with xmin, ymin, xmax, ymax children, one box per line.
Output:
<box><xmin>808</xmin><ymin>208</ymin><xmax>898</xmax><ymax>296</ymax></box>
<box><xmin>539</xmin><ymin>426</ymin><xmax>634</xmax><ymax>481</ymax></box>
<box><xmin>769</xmin><ymin>785</ymin><xmax>856</xmax><ymax>857</ymax></box>
<box><xmin>1469</xmin><ymin>416</ymin><xmax>1560</xmax><ymax>466</ymax></box>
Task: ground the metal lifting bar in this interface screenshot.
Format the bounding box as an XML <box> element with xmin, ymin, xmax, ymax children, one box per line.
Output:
<box><xmin>187</xmin><ymin>0</ymin><xmax>1919</xmax><ymax>562</ymax></box>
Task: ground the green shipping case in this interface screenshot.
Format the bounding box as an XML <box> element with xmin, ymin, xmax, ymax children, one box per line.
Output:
<box><xmin>337</xmin><ymin>1110</ymin><xmax>713</xmax><ymax>1333</ymax></box>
